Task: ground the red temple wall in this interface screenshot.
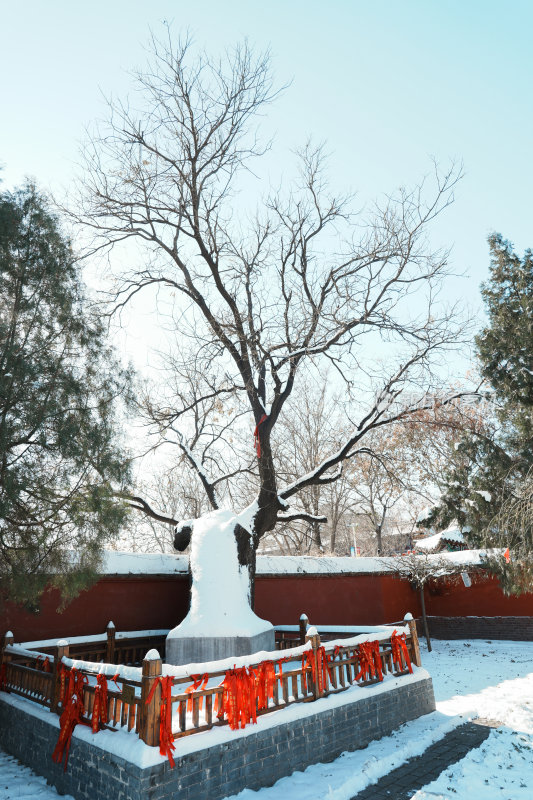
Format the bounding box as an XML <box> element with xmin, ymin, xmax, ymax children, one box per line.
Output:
<box><xmin>3</xmin><ymin>569</ymin><xmax>533</xmax><ymax>643</ymax></box>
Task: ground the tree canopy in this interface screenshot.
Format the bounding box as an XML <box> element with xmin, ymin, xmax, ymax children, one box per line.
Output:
<box><xmin>72</xmin><ymin>36</ymin><xmax>469</xmax><ymax>598</ymax></box>
<box><xmin>0</xmin><ymin>183</ymin><xmax>131</xmax><ymax>607</ymax></box>
<box><xmin>431</xmin><ymin>234</ymin><xmax>533</xmax><ymax>591</ymax></box>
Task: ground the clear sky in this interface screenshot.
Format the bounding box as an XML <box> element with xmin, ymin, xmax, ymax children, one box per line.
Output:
<box><xmin>1</xmin><ymin>0</ymin><xmax>532</xmax><ymax>359</ymax></box>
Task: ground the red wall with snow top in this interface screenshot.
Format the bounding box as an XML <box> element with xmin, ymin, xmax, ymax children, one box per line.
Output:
<box><xmin>254</xmin><ymin>574</ymin><xmax>419</xmax><ymax>625</ymax></box>
<box><xmin>3</xmin><ymin>568</ymin><xmax>533</xmax><ymax>643</ymax></box>
<box><xmin>2</xmin><ymin>576</ymin><xmax>190</xmax><ymax>642</ymax></box>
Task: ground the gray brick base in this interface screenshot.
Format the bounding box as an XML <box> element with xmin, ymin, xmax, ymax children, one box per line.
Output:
<box><xmin>0</xmin><ymin>674</ymin><xmax>435</xmax><ymax>800</ymax></box>
<box><xmin>422</xmin><ymin>615</ymin><xmax>533</xmax><ymax>640</ymax></box>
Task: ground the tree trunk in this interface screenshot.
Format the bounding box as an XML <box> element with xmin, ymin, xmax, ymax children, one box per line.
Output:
<box><xmin>419</xmin><ymin>584</ymin><xmax>432</xmax><ymax>652</ymax></box>
<box><xmin>234</xmin><ymin>523</ymin><xmax>258</xmax><ymax>609</ymax></box>
<box><xmin>330</xmin><ymin>522</ymin><xmax>337</xmax><ymax>554</ymax></box>
<box><xmin>376</xmin><ymin>525</ymin><xmax>383</xmax><ymax>556</ymax></box>
<box><xmin>311</xmin><ymin>520</ymin><xmax>322</xmax><ymax>551</ymax></box>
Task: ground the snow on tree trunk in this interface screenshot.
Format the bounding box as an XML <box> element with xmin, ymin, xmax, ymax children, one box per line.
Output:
<box><xmin>168</xmin><ymin>508</ymin><xmax>272</xmax><ymax>639</ymax></box>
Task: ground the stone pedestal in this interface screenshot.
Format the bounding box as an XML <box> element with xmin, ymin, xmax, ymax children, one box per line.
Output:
<box><xmin>165</xmin><ymin>625</ymin><xmax>275</xmax><ymax>666</ymax></box>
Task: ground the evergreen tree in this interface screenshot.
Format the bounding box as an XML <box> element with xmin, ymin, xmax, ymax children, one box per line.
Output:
<box><xmin>431</xmin><ymin>235</ymin><xmax>533</xmax><ymax>584</ymax></box>
<box><xmin>0</xmin><ymin>183</ymin><xmax>131</xmax><ymax>608</ymax></box>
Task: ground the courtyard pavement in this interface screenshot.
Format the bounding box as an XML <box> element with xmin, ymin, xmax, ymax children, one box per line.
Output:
<box><xmin>349</xmin><ymin>719</ymin><xmax>495</xmax><ymax>799</ymax></box>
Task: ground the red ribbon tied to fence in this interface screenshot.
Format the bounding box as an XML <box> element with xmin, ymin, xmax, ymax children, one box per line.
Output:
<box><xmin>253</xmin><ymin>660</ymin><xmax>277</xmax><ymax>711</ymax></box>
<box><xmin>354</xmin><ymin>641</ymin><xmax>383</xmax><ymax>683</ymax></box>
<box><xmin>302</xmin><ymin>646</ymin><xmax>332</xmax><ymax>695</ymax></box>
<box><xmin>91</xmin><ymin>674</ymin><xmax>109</xmax><ymax>733</ymax></box>
<box><xmin>52</xmin><ymin>668</ymin><xmax>89</xmax><ymax>771</ymax></box>
<box><xmin>145</xmin><ymin>675</ymin><xmax>176</xmax><ymax>768</ymax></box>
<box><xmin>215</xmin><ymin>656</ymin><xmax>288</xmax><ymax>726</ymax></box>
<box><xmin>58</xmin><ymin>664</ymin><xmax>68</xmax><ymax>706</ymax></box>
<box><xmin>37</xmin><ymin>655</ymin><xmax>52</xmax><ymax>673</ymax></box>
<box><xmin>253</xmin><ymin>414</ymin><xmax>267</xmax><ymax>458</ymax></box>
<box><xmin>186</xmin><ymin>673</ymin><xmax>209</xmax><ymax>712</ymax></box>
<box><xmin>390</xmin><ymin>630</ymin><xmax>413</xmax><ymax>674</ymax></box>
<box><xmin>217</xmin><ymin>666</ymin><xmax>259</xmax><ymax>730</ymax></box>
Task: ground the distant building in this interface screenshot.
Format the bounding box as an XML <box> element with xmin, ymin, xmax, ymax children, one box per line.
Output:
<box><xmin>414</xmin><ymin>524</ymin><xmax>469</xmax><ymax>553</ymax></box>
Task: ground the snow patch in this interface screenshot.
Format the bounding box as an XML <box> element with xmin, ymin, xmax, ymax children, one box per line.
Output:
<box><xmin>416</xmin><ymin>506</ymin><xmax>434</xmax><ymax>524</ymax></box>
<box><xmin>144</xmin><ymin>649</ymin><xmax>160</xmax><ymax>661</ymax></box>
<box><xmin>101</xmin><ymin>551</ymin><xmax>188</xmax><ymax>575</ymax></box>
<box><xmin>21</xmin><ymin>629</ymin><xmax>169</xmax><ymax>650</ymax></box>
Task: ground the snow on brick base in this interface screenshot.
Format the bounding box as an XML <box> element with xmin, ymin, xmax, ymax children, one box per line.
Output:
<box><xmin>0</xmin><ymin>670</ymin><xmax>435</xmax><ymax>800</ymax></box>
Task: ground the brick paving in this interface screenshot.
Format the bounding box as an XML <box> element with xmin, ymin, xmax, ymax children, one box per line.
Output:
<box><xmin>350</xmin><ymin>719</ymin><xmax>497</xmax><ymax>800</ymax></box>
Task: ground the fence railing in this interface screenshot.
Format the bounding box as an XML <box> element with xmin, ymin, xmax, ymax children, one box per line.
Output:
<box><xmin>162</xmin><ymin>616</ymin><xmax>420</xmax><ymax>742</ymax></box>
<box><xmin>17</xmin><ymin>624</ymin><xmax>169</xmax><ymax>667</ymax></box>
<box><xmin>0</xmin><ymin>614</ymin><xmax>421</xmax><ymax>754</ymax></box>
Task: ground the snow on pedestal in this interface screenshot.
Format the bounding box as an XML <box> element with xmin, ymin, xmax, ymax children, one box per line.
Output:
<box><xmin>166</xmin><ymin>508</ymin><xmax>274</xmax><ymax>666</ymax></box>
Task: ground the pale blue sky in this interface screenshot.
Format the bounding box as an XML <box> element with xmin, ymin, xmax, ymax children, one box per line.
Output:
<box><xmin>1</xmin><ymin>0</ymin><xmax>532</xmax><ymax>331</ymax></box>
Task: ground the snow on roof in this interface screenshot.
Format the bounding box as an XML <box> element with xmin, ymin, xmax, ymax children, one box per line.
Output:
<box><xmin>416</xmin><ymin>526</ymin><xmax>466</xmax><ymax>552</ymax></box>
<box><xmin>416</xmin><ymin>506</ymin><xmax>434</xmax><ymax>524</ymax></box>
<box><xmin>442</xmin><ymin>527</ymin><xmax>466</xmax><ymax>544</ymax></box>
<box><xmin>416</xmin><ymin>532</ymin><xmax>442</xmax><ymax>551</ymax></box>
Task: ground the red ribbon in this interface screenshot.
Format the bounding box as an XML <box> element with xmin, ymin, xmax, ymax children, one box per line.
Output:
<box><xmin>51</xmin><ymin>668</ymin><xmax>89</xmax><ymax>771</ymax></box>
<box><xmin>37</xmin><ymin>655</ymin><xmax>52</xmax><ymax>673</ymax></box>
<box><xmin>0</xmin><ymin>663</ymin><xmax>7</xmax><ymax>692</ymax></box>
<box><xmin>253</xmin><ymin>414</ymin><xmax>267</xmax><ymax>457</ymax></box>
<box><xmin>91</xmin><ymin>674</ymin><xmax>109</xmax><ymax>733</ymax></box>
<box><xmin>355</xmin><ymin>641</ymin><xmax>383</xmax><ymax>683</ymax></box>
<box><xmin>253</xmin><ymin>661</ymin><xmax>277</xmax><ymax>711</ymax></box>
<box><xmin>218</xmin><ymin>667</ymin><xmax>258</xmax><ymax>730</ymax></box>
<box><xmin>302</xmin><ymin>647</ymin><xmax>332</xmax><ymax>695</ymax></box>
<box><xmin>186</xmin><ymin>673</ymin><xmax>209</xmax><ymax>712</ymax></box>
<box><xmin>391</xmin><ymin>630</ymin><xmax>413</xmax><ymax>674</ymax></box>
<box><xmin>146</xmin><ymin>675</ymin><xmax>176</xmax><ymax>768</ymax></box>
<box><xmin>58</xmin><ymin>664</ymin><xmax>68</xmax><ymax>705</ymax></box>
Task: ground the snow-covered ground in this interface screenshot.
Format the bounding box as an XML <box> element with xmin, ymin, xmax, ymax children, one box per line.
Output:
<box><xmin>0</xmin><ymin>752</ymin><xmax>74</xmax><ymax>800</ymax></box>
<box><xmin>2</xmin><ymin>638</ymin><xmax>533</xmax><ymax>799</ymax></box>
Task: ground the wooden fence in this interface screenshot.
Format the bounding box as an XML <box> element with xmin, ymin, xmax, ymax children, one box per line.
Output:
<box><xmin>17</xmin><ymin>623</ymin><xmax>168</xmax><ymax>666</ymax></box>
<box><xmin>0</xmin><ymin>615</ymin><xmax>421</xmax><ymax>751</ymax></box>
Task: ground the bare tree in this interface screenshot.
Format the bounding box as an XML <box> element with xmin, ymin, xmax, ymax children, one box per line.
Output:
<box><xmin>268</xmin><ymin>378</ymin><xmax>356</xmax><ymax>554</ymax></box>
<box><xmin>347</xmin><ymin>416</ymin><xmax>450</xmax><ymax>555</ymax></box>
<box><xmin>120</xmin><ymin>464</ymin><xmax>213</xmax><ymax>553</ymax></box>
<box><xmin>386</xmin><ymin>552</ymin><xmax>466</xmax><ymax>651</ymax></box>
<box><xmin>72</xmin><ymin>34</ymin><xmax>470</xmax><ymax>600</ymax></box>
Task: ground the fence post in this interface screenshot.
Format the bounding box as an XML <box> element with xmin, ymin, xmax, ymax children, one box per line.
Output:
<box><xmin>404</xmin><ymin>612</ymin><xmax>422</xmax><ymax>667</ymax></box>
<box><xmin>0</xmin><ymin>631</ymin><xmax>14</xmax><ymax>679</ymax></box>
<box><xmin>51</xmin><ymin>640</ymin><xmax>69</xmax><ymax>714</ymax></box>
<box><xmin>106</xmin><ymin>621</ymin><xmax>116</xmax><ymax>664</ymax></box>
<box><xmin>305</xmin><ymin>626</ymin><xmax>323</xmax><ymax>700</ymax></box>
<box><xmin>299</xmin><ymin>613</ymin><xmax>309</xmax><ymax>645</ymax></box>
<box><xmin>140</xmin><ymin>649</ymin><xmax>162</xmax><ymax>747</ymax></box>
